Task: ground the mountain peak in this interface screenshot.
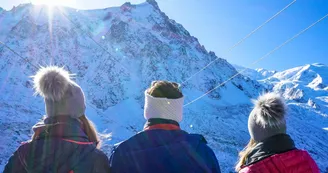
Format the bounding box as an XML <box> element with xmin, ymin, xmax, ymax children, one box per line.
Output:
<box><xmin>121</xmin><ymin>2</ymin><xmax>135</xmax><ymax>8</ymax></box>
<box><xmin>311</xmin><ymin>63</ymin><xmax>326</xmax><ymax>67</ymax></box>
<box><xmin>12</xmin><ymin>3</ymin><xmax>32</xmax><ymax>10</ymax></box>
<box><xmin>146</xmin><ymin>0</ymin><xmax>160</xmax><ymax>10</ymax></box>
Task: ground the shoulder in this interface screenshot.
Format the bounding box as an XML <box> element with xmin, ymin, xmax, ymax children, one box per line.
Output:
<box><xmin>185</xmin><ymin>133</ymin><xmax>210</xmax><ymax>151</ymax></box>
<box><xmin>15</xmin><ymin>140</ymin><xmax>33</xmax><ymax>155</ymax></box>
<box><xmin>271</xmin><ymin>149</ymin><xmax>315</xmax><ymax>163</ymax></box>
<box><xmin>3</xmin><ymin>141</ymin><xmax>32</xmax><ymax>173</ymax></box>
<box><xmin>85</xmin><ymin>148</ymin><xmax>110</xmax><ymax>173</ymax></box>
<box><xmin>186</xmin><ymin>133</ymin><xmax>208</xmax><ymax>144</ymax></box>
<box><xmin>185</xmin><ymin>134</ymin><xmax>221</xmax><ymax>172</ymax></box>
<box><xmin>243</xmin><ymin>149</ymin><xmax>319</xmax><ymax>173</ymax></box>
<box><xmin>275</xmin><ymin>149</ymin><xmax>319</xmax><ymax>171</ymax></box>
<box><xmin>89</xmin><ymin>147</ymin><xmax>110</xmax><ymax>162</ymax></box>
<box><xmin>185</xmin><ymin>134</ymin><xmax>217</xmax><ymax>160</ymax></box>
<box><xmin>112</xmin><ymin>136</ymin><xmax>135</xmax><ymax>153</ymax></box>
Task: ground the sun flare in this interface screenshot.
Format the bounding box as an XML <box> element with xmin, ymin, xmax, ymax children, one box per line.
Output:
<box><xmin>31</xmin><ymin>0</ymin><xmax>76</xmax><ymax>7</ymax></box>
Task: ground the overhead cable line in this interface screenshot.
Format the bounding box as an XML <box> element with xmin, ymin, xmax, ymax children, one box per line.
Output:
<box><xmin>183</xmin><ymin>13</ymin><xmax>328</xmax><ymax>107</ymax></box>
<box><xmin>180</xmin><ymin>0</ymin><xmax>297</xmax><ymax>85</ymax></box>
<box><xmin>0</xmin><ymin>41</ymin><xmax>39</xmax><ymax>70</ymax></box>
<box><xmin>0</xmin><ymin>40</ymin><xmax>104</xmax><ymax>113</ymax></box>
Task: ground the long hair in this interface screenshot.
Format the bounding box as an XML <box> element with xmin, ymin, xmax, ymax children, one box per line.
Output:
<box><xmin>79</xmin><ymin>115</ymin><xmax>101</xmax><ymax>149</ymax></box>
<box><xmin>235</xmin><ymin>138</ymin><xmax>257</xmax><ymax>172</ymax></box>
<box><xmin>31</xmin><ymin>115</ymin><xmax>101</xmax><ymax>149</ymax></box>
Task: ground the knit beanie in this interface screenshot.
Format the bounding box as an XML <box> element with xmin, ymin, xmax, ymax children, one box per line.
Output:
<box><xmin>248</xmin><ymin>92</ymin><xmax>287</xmax><ymax>142</ymax></box>
<box><xmin>33</xmin><ymin>66</ymin><xmax>86</xmax><ymax>118</ymax></box>
<box><xmin>144</xmin><ymin>81</ymin><xmax>184</xmax><ymax>122</ymax></box>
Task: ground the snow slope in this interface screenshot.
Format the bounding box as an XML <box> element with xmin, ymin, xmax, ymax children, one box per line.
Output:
<box><xmin>233</xmin><ymin>64</ymin><xmax>277</xmax><ymax>80</ymax></box>
<box><xmin>0</xmin><ymin>1</ymin><xmax>327</xmax><ymax>172</ymax></box>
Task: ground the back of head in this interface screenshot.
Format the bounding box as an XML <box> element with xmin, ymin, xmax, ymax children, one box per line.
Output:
<box><xmin>144</xmin><ymin>81</ymin><xmax>184</xmax><ymax>122</ymax></box>
<box><xmin>147</xmin><ymin>81</ymin><xmax>183</xmax><ymax>99</ymax></box>
<box><xmin>248</xmin><ymin>92</ymin><xmax>287</xmax><ymax>142</ymax></box>
<box><xmin>236</xmin><ymin>93</ymin><xmax>287</xmax><ymax>171</ymax></box>
<box><xmin>32</xmin><ymin>66</ymin><xmax>101</xmax><ymax>147</ymax></box>
<box><xmin>33</xmin><ymin>66</ymin><xmax>86</xmax><ymax>118</ymax></box>
<box><xmin>112</xmin><ymin>81</ymin><xmax>221</xmax><ymax>172</ymax></box>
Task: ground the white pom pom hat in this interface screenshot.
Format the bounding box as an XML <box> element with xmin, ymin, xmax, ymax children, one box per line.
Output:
<box><xmin>248</xmin><ymin>92</ymin><xmax>287</xmax><ymax>142</ymax></box>
<box><xmin>33</xmin><ymin>66</ymin><xmax>86</xmax><ymax>118</ymax></box>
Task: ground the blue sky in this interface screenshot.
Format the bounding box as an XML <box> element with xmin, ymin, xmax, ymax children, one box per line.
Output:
<box><xmin>0</xmin><ymin>0</ymin><xmax>327</xmax><ymax>71</ymax></box>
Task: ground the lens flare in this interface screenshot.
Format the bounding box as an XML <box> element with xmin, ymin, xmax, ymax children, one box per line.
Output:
<box><xmin>31</xmin><ymin>0</ymin><xmax>76</xmax><ymax>7</ymax></box>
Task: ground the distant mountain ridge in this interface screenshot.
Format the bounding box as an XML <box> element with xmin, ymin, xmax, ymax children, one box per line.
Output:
<box><xmin>236</xmin><ymin>63</ymin><xmax>328</xmax><ymax>112</ymax></box>
<box><xmin>264</xmin><ymin>63</ymin><xmax>328</xmax><ymax>112</ymax></box>
<box><xmin>233</xmin><ymin>64</ymin><xmax>277</xmax><ymax>80</ymax></box>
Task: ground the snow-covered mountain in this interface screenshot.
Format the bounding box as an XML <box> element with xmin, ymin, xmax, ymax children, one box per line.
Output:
<box><xmin>0</xmin><ymin>1</ymin><xmax>327</xmax><ymax>172</ymax></box>
<box><xmin>239</xmin><ymin>63</ymin><xmax>328</xmax><ymax>172</ymax></box>
<box><xmin>233</xmin><ymin>64</ymin><xmax>277</xmax><ymax>80</ymax></box>
<box><xmin>263</xmin><ymin>63</ymin><xmax>328</xmax><ymax>113</ymax></box>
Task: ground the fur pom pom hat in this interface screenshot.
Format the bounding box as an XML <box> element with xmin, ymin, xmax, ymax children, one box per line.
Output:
<box><xmin>248</xmin><ymin>92</ymin><xmax>287</xmax><ymax>142</ymax></box>
<box><xmin>33</xmin><ymin>66</ymin><xmax>86</xmax><ymax>118</ymax></box>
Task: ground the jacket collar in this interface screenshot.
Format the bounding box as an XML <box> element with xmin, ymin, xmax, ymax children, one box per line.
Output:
<box><xmin>114</xmin><ymin>128</ymin><xmax>208</xmax><ymax>153</ymax></box>
<box><xmin>244</xmin><ymin>134</ymin><xmax>296</xmax><ymax>166</ymax></box>
<box><xmin>143</xmin><ymin>118</ymin><xmax>180</xmax><ymax>131</ymax></box>
<box><xmin>32</xmin><ymin>116</ymin><xmax>89</xmax><ymax>142</ymax></box>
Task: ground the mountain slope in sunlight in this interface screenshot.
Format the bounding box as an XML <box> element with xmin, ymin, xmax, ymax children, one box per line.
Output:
<box><xmin>264</xmin><ymin>63</ymin><xmax>328</xmax><ymax>111</ymax></box>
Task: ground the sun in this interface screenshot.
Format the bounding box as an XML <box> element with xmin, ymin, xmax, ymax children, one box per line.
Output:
<box><xmin>31</xmin><ymin>0</ymin><xmax>76</xmax><ymax>7</ymax></box>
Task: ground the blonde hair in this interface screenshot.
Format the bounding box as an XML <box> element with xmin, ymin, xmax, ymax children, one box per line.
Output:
<box><xmin>32</xmin><ymin>115</ymin><xmax>101</xmax><ymax>149</ymax></box>
<box><xmin>79</xmin><ymin>115</ymin><xmax>101</xmax><ymax>149</ymax></box>
<box><xmin>235</xmin><ymin>139</ymin><xmax>257</xmax><ymax>172</ymax></box>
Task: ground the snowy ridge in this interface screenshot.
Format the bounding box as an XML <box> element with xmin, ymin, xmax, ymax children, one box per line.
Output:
<box><xmin>233</xmin><ymin>64</ymin><xmax>277</xmax><ymax>80</ymax></box>
<box><xmin>0</xmin><ymin>1</ymin><xmax>327</xmax><ymax>172</ymax></box>
<box><xmin>264</xmin><ymin>63</ymin><xmax>328</xmax><ymax>110</ymax></box>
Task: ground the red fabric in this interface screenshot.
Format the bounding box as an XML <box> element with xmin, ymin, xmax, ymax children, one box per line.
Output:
<box><xmin>69</xmin><ymin>171</ymin><xmax>74</xmax><ymax>173</ymax></box>
<box><xmin>144</xmin><ymin>124</ymin><xmax>180</xmax><ymax>131</ymax></box>
<box><xmin>62</xmin><ymin>138</ymin><xmax>94</xmax><ymax>145</ymax></box>
<box><xmin>239</xmin><ymin>149</ymin><xmax>320</xmax><ymax>173</ymax></box>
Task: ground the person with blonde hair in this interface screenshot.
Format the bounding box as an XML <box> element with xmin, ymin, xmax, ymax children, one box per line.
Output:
<box><xmin>109</xmin><ymin>80</ymin><xmax>221</xmax><ymax>173</ymax></box>
<box><xmin>236</xmin><ymin>92</ymin><xmax>319</xmax><ymax>173</ymax></box>
<box><xmin>4</xmin><ymin>66</ymin><xmax>110</xmax><ymax>173</ymax></box>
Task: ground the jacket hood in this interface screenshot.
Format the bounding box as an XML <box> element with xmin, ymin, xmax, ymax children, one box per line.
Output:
<box><xmin>19</xmin><ymin>116</ymin><xmax>97</xmax><ymax>172</ymax></box>
<box><xmin>32</xmin><ymin>116</ymin><xmax>89</xmax><ymax>141</ymax></box>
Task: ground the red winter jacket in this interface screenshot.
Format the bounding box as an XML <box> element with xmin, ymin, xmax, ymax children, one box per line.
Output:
<box><xmin>239</xmin><ymin>134</ymin><xmax>320</xmax><ymax>173</ymax></box>
<box><xmin>239</xmin><ymin>149</ymin><xmax>320</xmax><ymax>173</ymax></box>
